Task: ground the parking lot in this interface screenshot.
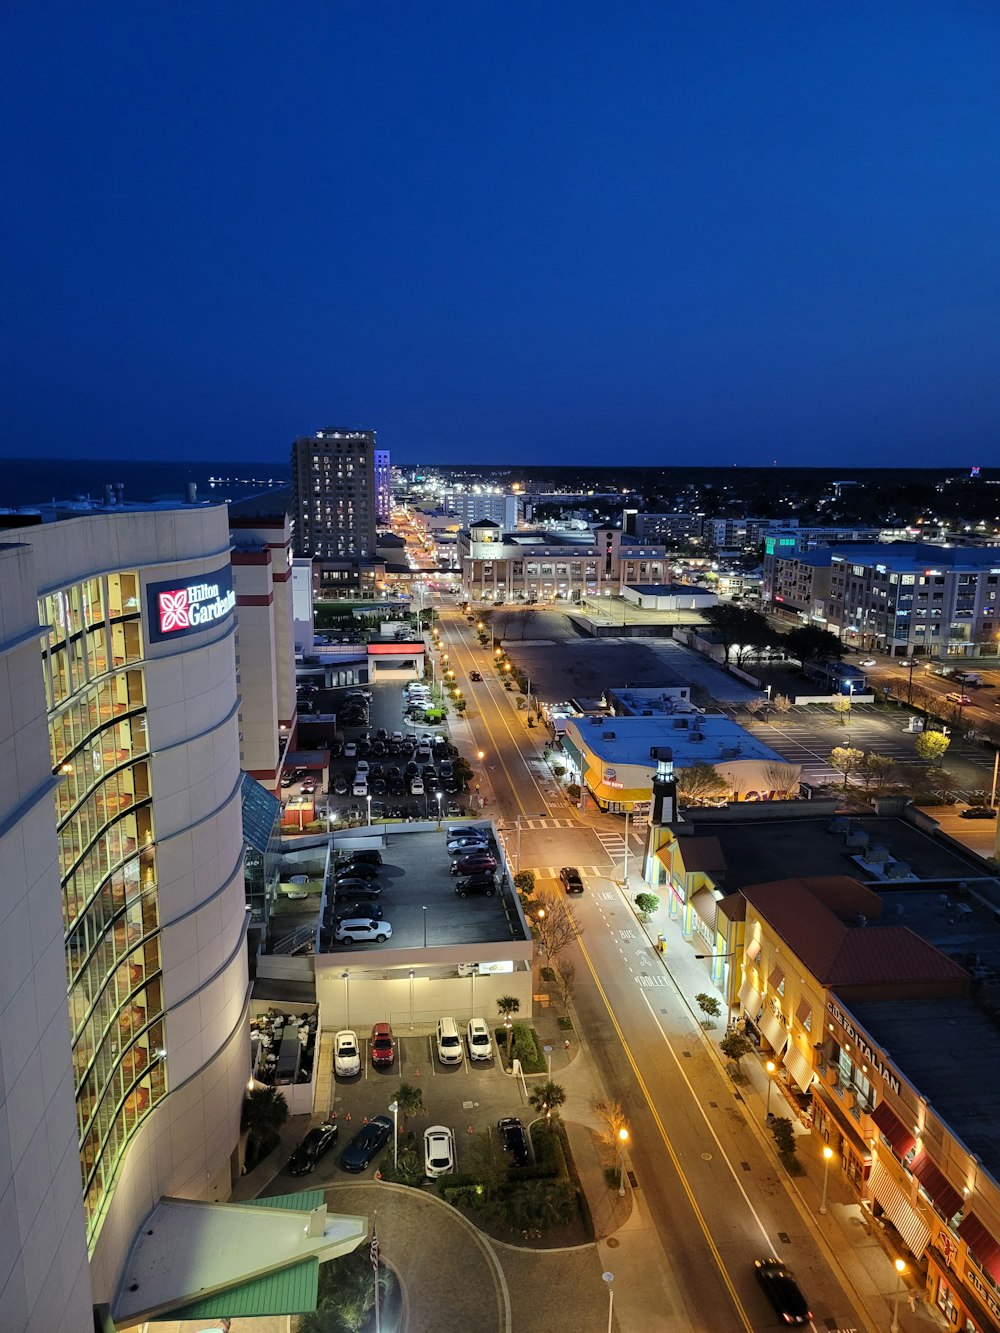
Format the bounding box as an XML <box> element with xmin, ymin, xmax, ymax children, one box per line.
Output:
<box><xmin>271</xmin><ymin>1025</ymin><xmax>534</xmax><ymax>1185</ymax></box>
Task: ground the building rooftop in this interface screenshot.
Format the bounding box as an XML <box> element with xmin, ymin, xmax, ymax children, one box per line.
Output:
<box><xmin>743</xmin><ymin>877</ymin><xmax>969</xmax><ymax>987</ymax></box>
<box><xmin>847</xmin><ymin>996</ymin><xmax>1000</xmax><ymax>1175</ymax></box>
<box><xmin>829</xmin><ymin>542</ymin><xmax>1000</xmax><ymax>572</ymax></box>
<box><xmin>611</xmin><ymin>687</ymin><xmax>693</xmax><ymax>715</ymax></box>
<box><xmin>568</xmin><ymin>712</ymin><xmax>790</xmax><ymax>769</ymax></box>
<box><xmin>624</xmin><ymin>582</ymin><xmax>710</xmax><ymax>595</ymax></box>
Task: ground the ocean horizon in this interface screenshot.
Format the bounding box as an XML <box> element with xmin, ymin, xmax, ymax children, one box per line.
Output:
<box><xmin>0</xmin><ymin>456</ymin><xmax>289</xmax><ymax>509</ymax></box>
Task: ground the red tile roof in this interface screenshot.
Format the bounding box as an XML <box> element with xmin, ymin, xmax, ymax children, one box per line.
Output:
<box><xmin>741</xmin><ymin>878</ymin><xmax>968</xmax><ymax>986</ymax></box>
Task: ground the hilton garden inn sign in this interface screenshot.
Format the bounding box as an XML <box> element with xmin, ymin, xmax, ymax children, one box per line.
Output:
<box><xmin>146</xmin><ymin>565</ymin><xmax>236</xmax><ymax>644</ymax></box>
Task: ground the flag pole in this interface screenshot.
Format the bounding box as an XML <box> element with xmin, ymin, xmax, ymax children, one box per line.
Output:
<box><xmin>371</xmin><ymin>1210</ymin><xmax>381</xmax><ymax>1333</ymax></box>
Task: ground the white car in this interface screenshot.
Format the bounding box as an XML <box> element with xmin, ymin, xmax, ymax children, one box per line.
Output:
<box><xmin>447</xmin><ymin>836</ymin><xmax>488</xmax><ymax>855</ymax></box>
<box><xmin>467</xmin><ymin>1018</ymin><xmax>493</xmax><ymax>1062</ymax></box>
<box><xmin>344</xmin><ymin>742</ymin><xmax>357</xmax><ymax>758</ymax></box>
<box><xmin>355</xmin><ymin>759</ymin><xmax>370</xmax><ymax>774</ymax></box>
<box><xmin>424</xmin><ymin>1125</ymin><xmax>456</xmax><ymax>1178</ymax></box>
<box><xmin>334</xmin><ymin>919</ymin><xmax>392</xmax><ymax>944</ymax></box>
<box><xmin>859</xmin><ymin>658</ymin><xmax>877</xmax><ymax>668</ymax></box>
<box><xmin>353</xmin><ymin>779</ymin><xmax>369</xmax><ymax>797</ymax></box>
<box><xmin>410</xmin><ymin>777</ymin><xmax>425</xmax><ymax>795</ymax></box>
<box><xmin>334</xmin><ymin>1029</ymin><xmax>361</xmax><ymax>1078</ymax></box>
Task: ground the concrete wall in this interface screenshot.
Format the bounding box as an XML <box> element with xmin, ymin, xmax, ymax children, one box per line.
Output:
<box><xmin>314</xmin><ymin>962</ymin><xmax>533</xmax><ymax>1031</ymax></box>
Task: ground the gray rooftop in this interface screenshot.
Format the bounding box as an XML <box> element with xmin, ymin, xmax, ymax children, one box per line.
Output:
<box><xmin>848</xmin><ymin>996</ymin><xmax>1000</xmax><ymax>1175</ymax></box>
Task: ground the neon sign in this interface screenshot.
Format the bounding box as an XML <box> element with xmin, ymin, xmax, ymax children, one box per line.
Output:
<box><xmin>146</xmin><ymin>564</ymin><xmax>235</xmax><ymax>643</ymax></box>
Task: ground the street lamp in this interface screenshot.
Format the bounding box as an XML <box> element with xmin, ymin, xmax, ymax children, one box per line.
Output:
<box><xmin>602</xmin><ymin>1272</ymin><xmax>614</xmax><ymax>1333</ymax></box>
<box><xmin>765</xmin><ymin>1059</ymin><xmax>776</xmax><ymax>1120</ymax></box>
<box><xmin>422</xmin><ymin>905</ymin><xmax>427</xmax><ymax>948</ymax></box>
<box><xmin>435</xmin><ymin>790</ymin><xmax>443</xmax><ymax>828</ymax></box>
<box><xmin>388</xmin><ymin>1100</ymin><xmax>399</xmax><ymax>1170</ymax></box>
<box><xmin>366</xmin><ymin>793</ymin><xmax>372</xmax><ymax>827</ymax></box>
<box><xmin>819</xmin><ymin>1144</ymin><xmax>834</xmax><ymax>1215</ymax></box>
<box><xmin>889</xmin><ymin>1258</ymin><xmax>907</xmax><ymax>1333</ymax></box>
<box><xmin>618</xmin><ymin>1127</ymin><xmax>629</xmax><ymax>1197</ymax></box>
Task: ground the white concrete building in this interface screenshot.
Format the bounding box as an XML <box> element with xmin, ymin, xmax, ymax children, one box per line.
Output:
<box><xmin>0</xmin><ymin>503</ymin><xmax>250</xmax><ymax>1328</ymax></box>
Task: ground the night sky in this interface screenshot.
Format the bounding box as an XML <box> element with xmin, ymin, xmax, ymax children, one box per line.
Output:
<box><xmin>3</xmin><ymin>2</ymin><xmax>999</xmax><ymax>468</ymax></box>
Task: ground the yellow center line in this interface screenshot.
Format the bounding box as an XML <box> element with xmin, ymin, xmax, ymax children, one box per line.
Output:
<box><xmin>575</xmin><ymin>929</ymin><xmax>756</xmax><ymax>1332</ymax></box>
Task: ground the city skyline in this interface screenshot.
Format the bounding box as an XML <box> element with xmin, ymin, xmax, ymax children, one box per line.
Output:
<box><xmin>3</xmin><ymin>2</ymin><xmax>1000</xmax><ymax>468</ymax></box>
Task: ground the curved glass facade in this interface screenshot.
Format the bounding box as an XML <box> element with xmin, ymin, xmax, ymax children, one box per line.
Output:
<box><xmin>41</xmin><ymin>570</ymin><xmax>167</xmax><ymax>1240</ymax></box>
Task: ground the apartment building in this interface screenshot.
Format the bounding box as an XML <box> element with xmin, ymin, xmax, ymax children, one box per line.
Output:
<box><xmin>373</xmin><ymin>447</ymin><xmax>391</xmax><ymax>526</ymax></box>
<box><xmin>762</xmin><ymin>547</ymin><xmax>834</xmax><ymax>618</ymax></box>
<box><xmin>623</xmin><ymin>510</ymin><xmax>704</xmax><ymax>545</ymax></box>
<box><xmin>827</xmin><ymin>544</ymin><xmax>1000</xmax><ymax>656</ymax></box>
<box><xmin>291</xmin><ymin>427</ymin><xmax>377</xmax><ymax>561</ymax></box>
<box><xmin>0</xmin><ymin>503</ymin><xmax>250</xmax><ymax>1328</ymax></box>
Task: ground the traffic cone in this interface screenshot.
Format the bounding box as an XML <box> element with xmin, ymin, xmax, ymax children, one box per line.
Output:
<box><xmin>345</xmin><ymin>1111</ymin><xmax>352</xmax><ymax>1121</ymax></box>
<box><xmin>363</xmin><ymin>1116</ymin><xmax>369</xmax><ymax>1125</ymax></box>
<box><xmin>467</xmin><ymin>1125</ymin><xmax>474</xmax><ymax>1134</ymax></box>
<box><xmin>331</xmin><ymin>1110</ymin><xmax>338</xmax><ymax>1119</ymax></box>
<box><xmin>414</xmin><ymin>1068</ymin><xmax>420</xmax><ymax>1077</ymax></box>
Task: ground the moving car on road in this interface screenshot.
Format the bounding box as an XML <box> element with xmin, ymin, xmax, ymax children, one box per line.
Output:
<box><xmin>339</xmin><ymin>1115</ymin><xmax>393</xmax><ymax>1173</ymax></box>
<box><xmin>559</xmin><ymin>866</ymin><xmax>584</xmax><ymax>894</ymax></box>
<box><xmin>753</xmin><ymin>1258</ymin><xmax>812</xmax><ymax>1325</ymax></box>
<box><xmin>287</xmin><ymin>1122</ymin><xmax>339</xmax><ymax>1176</ymax></box>
<box><xmin>946</xmin><ymin>692</ymin><xmax>973</xmax><ymax>705</ymax></box>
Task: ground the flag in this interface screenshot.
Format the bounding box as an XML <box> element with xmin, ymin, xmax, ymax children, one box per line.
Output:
<box><xmin>370</xmin><ymin>1214</ymin><xmax>379</xmax><ymax>1273</ymax></box>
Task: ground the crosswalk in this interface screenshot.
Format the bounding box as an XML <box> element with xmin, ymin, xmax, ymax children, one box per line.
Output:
<box><xmin>518</xmin><ymin>816</ymin><xmax>575</xmax><ymax>830</ymax></box>
<box><xmin>526</xmin><ymin>865</ymin><xmax>609</xmax><ymax>880</ymax></box>
<box><xmin>594</xmin><ymin>828</ymin><xmax>627</xmax><ymax>859</ymax></box>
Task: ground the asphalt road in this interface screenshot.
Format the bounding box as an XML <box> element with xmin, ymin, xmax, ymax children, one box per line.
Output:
<box><xmin>431</xmin><ymin>598</ymin><xmax>873</xmax><ymax>1332</ymax></box>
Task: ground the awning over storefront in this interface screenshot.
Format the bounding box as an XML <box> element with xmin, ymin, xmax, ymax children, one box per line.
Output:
<box><xmin>783</xmin><ymin>1042</ymin><xmax>815</xmax><ymax>1094</ymax></box>
<box><xmin>959</xmin><ymin>1214</ymin><xmax>1000</xmax><ymax>1284</ymax></box>
<box><xmin>691</xmin><ymin>887</ymin><xmax>719</xmax><ymax>929</ymax></box>
<box><xmin>758</xmin><ymin>1007</ymin><xmax>788</xmax><ymax>1055</ymax></box>
<box><xmin>746</xmin><ymin>938</ymin><xmax>761</xmax><ymax>962</ymax></box>
<box><xmin>868</xmin><ymin>1160</ymin><xmax>931</xmax><ymax>1260</ymax></box>
<box><xmin>870</xmin><ymin>1101</ymin><xmax>916</xmax><ymax>1158</ymax></box>
<box><xmin>738</xmin><ymin>978</ymin><xmax>761</xmax><ymax>1016</ymax></box>
<box><xmin>910</xmin><ymin>1151</ymin><xmax>963</xmax><ymax>1220</ymax></box>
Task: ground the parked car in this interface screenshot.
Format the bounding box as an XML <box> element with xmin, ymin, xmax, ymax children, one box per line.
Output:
<box><xmin>410</xmin><ymin>777</ymin><xmax>425</xmax><ymax>795</ymax></box>
<box><xmin>332</xmin><ymin>776</ymin><xmax>349</xmax><ymax>795</ymax></box>
<box><xmin>753</xmin><ymin>1258</ymin><xmax>812</xmax><ymax>1326</ymax></box>
<box><xmin>559</xmin><ymin>866</ymin><xmax>584</xmax><ymax>894</ymax></box>
<box><xmin>961</xmin><ymin>805</ymin><xmax>997</xmax><ymax>819</ymax></box>
<box><xmin>343</xmin><ymin>742</ymin><xmax>357</xmax><ymax>758</ymax></box>
<box><xmin>370</xmin><ymin>1022</ymin><xmax>396</xmax><ymax>1067</ymax></box>
<box><xmin>333</xmin><ymin>876</ymin><xmax>381</xmax><ymax>896</ymax></box>
<box><xmin>466</xmin><ymin>1018</ymin><xmax>493</xmax><ymax>1061</ymax></box>
<box><xmin>335</xmin><ymin>861</ymin><xmax>380</xmax><ymax>880</ymax></box>
<box><xmin>280</xmin><ymin>773</ymin><xmax>294</xmax><ymax>788</ymax></box>
<box><xmin>455</xmin><ymin>874</ymin><xmax>496</xmax><ymax>898</ymax></box>
<box><xmin>331</xmin><ymin>901</ymin><xmax>384</xmax><ymax>923</ymax></box>
<box><xmin>339</xmin><ymin>1115</ymin><xmax>393</xmax><ymax>1173</ymax></box>
<box><xmin>451</xmin><ymin>853</ymin><xmax>497</xmax><ymax>876</ymax></box>
<box><xmin>287</xmin><ymin>1122</ymin><xmax>339</xmax><ymax>1176</ymax></box>
<box><xmin>334</xmin><ymin>1029</ymin><xmax>361</xmax><ymax>1077</ymax></box>
<box><xmin>341</xmin><ymin>850</ymin><xmax>383</xmax><ymax>866</ymax></box>
<box><xmin>497</xmin><ymin>1116</ymin><xmax>530</xmax><ymax>1166</ymax></box>
<box><xmin>447</xmin><ymin>834</ymin><xmax>489</xmax><ymax>854</ymax></box>
<box><xmin>424</xmin><ymin>1125</ymin><xmax>456</xmax><ymax>1178</ymax></box>
<box><xmin>334</xmin><ymin>919</ymin><xmax>392</xmax><ymax>944</ymax></box>
<box><xmin>436</xmin><ymin>1016</ymin><xmax>463</xmax><ymax>1065</ymax></box>
<box><xmin>355</xmin><ymin>760</ymin><xmax>370</xmax><ymax>775</ymax></box>
<box><xmin>352</xmin><ymin>779</ymin><xmax>369</xmax><ymax>797</ymax></box>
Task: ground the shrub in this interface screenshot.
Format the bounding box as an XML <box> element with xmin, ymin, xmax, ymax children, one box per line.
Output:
<box><xmin>513</xmin><ymin>869</ymin><xmax>536</xmax><ymax>894</ymax></box>
<box><xmin>634</xmin><ymin>891</ymin><xmax>659</xmax><ymax>920</ymax></box>
<box><xmin>511</xmin><ymin>1023</ymin><xmax>547</xmax><ymax>1073</ymax></box>
<box><xmin>566</xmin><ymin>783</ymin><xmax>581</xmax><ymax>801</ymax></box>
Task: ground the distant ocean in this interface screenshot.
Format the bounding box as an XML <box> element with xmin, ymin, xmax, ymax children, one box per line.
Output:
<box><xmin>0</xmin><ymin>456</ymin><xmax>289</xmax><ymax>510</ymax></box>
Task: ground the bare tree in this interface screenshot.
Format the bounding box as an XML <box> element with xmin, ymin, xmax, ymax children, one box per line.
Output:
<box><xmin>592</xmin><ymin>1098</ymin><xmax>628</xmax><ymax>1150</ymax></box>
<box><xmin>743</xmin><ymin>697</ymin><xmax>766</xmax><ymax>722</ymax></box>
<box><xmin>857</xmin><ymin>752</ymin><xmax>896</xmax><ymax>793</ymax></box>
<box><xmin>553</xmin><ymin>960</ymin><xmax>576</xmax><ymax>1012</ymax></box>
<box><xmin>676</xmin><ymin>762</ymin><xmax>729</xmax><ymax>805</ymax></box>
<box><xmin>771</xmin><ymin>693</ymin><xmax>793</xmax><ymax>722</ymax></box>
<box><xmin>764</xmin><ymin>763</ymin><xmax>800</xmax><ymax>796</ymax></box>
<box><xmin>532</xmin><ymin>898</ymin><xmax>581</xmax><ymax>965</ymax></box>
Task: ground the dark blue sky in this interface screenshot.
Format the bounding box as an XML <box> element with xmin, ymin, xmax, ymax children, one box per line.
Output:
<box><xmin>3</xmin><ymin>2</ymin><xmax>999</xmax><ymax>467</ymax></box>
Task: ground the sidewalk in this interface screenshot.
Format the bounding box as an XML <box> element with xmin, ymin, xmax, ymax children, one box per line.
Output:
<box><xmin>618</xmin><ymin>873</ymin><xmax>945</xmax><ymax>1333</ymax></box>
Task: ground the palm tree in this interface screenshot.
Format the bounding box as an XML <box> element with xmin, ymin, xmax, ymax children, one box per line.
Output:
<box><xmin>497</xmin><ymin>995</ymin><xmax>520</xmax><ymax>1060</ymax></box>
<box><xmin>392</xmin><ymin>1082</ymin><xmax>424</xmax><ymax>1128</ymax></box>
<box><xmin>241</xmin><ymin>1086</ymin><xmax>289</xmax><ymax>1167</ymax></box>
<box><xmin>528</xmin><ymin>1079</ymin><xmax>566</xmax><ymax>1125</ymax></box>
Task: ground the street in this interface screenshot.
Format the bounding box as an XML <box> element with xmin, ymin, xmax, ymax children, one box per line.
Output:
<box><xmin>431</xmin><ymin>595</ymin><xmax>877</xmax><ymax>1332</ymax></box>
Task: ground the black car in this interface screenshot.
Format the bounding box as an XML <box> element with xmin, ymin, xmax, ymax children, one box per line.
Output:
<box><xmin>753</xmin><ymin>1259</ymin><xmax>812</xmax><ymax>1326</ymax></box>
<box><xmin>961</xmin><ymin>805</ymin><xmax>997</xmax><ymax>819</ymax></box>
<box><xmin>335</xmin><ymin>861</ymin><xmax>380</xmax><ymax>880</ymax></box>
<box><xmin>559</xmin><ymin>866</ymin><xmax>584</xmax><ymax>894</ymax></box>
<box><xmin>339</xmin><ymin>1115</ymin><xmax>394</xmax><ymax>1172</ymax></box>
<box><xmin>332</xmin><ymin>776</ymin><xmax>349</xmax><ymax>795</ymax></box>
<box><xmin>334</xmin><ymin>877</ymin><xmax>382</xmax><ymax>897</ymax></box>
<box><xmin>469</xmin><ymin>670</ymin><xmax>482</xmax><ymax>681</ymax></box>
<box><xmin>497</xmin><ymin>1117</ymin><xmax>530</xmax><ymax>1167</ymax></box>
<box><xmin>287</xmin><ymin>1122</ymin><xmax>339</xmax><ymax>1176</ymax></box>
<box><xmin>342</xmin><ymin>850</ymin><xmax>383</xmax><ymax>866</ymax></box>
<box><xmin>330</xmin><ymin>901</ymin><xmax>384</xmax><ymax>923</ymax></box>
<box><xmin>456</xmin><ymin>875</ymin><xmax>496</xmax><ymax>898</ymax></box>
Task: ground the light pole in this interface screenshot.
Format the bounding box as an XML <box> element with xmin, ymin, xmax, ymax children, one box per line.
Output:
<box><xmin>765</xmin><ymin>1059</ymin><xmax>776</xmax><ymax>1120</ymax></box>
<box><xmin>890</xmin><ymin>1258</ymin><xmax>907</xmax><ymax>1333</ymax></box>
<box><xmin>618</xmin><ymin>1127</ymin><xmax>629</xmax><ymax>1197</ymax></box>
<box><xmin>602</xmin><ymin>1272</ymin><xmax>614</xmax><ymax>1333</ymax></box>
<box><xmin>435</xmin><ymin>790</ymin><xmax>443</xmax><ymax>828</ymax></box>
<box><xmin>366</xmin><ymin>793</ymin><xmax>372</xmax><ymax>827</ymax></box>
<box><xmin>422</xmin><ymin>905</ymin><xmax>427</xmax><ymax>948</ymax></box>
<box><xmin>819</xmin><ymin>1144</ymin><xmax>834</xmax><ymax>1215</ymax></box>
<box><xmin>389</xmin><ymin>1100</ymin><xmax>399</xmax><ymax>1170</ymax></box>
<box><xmin>622</xmin><ymin>808</ymin><xmax>630</xmax><ymax>883</ymax></box>
<box><xmin>342</xmin><ymin>970</ymin><xmax>350</xmax><ymax>1028</ymax></box>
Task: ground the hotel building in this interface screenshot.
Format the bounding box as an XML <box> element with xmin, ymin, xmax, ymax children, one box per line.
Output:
<box><xmin>0</xmin><ymin>502</ymin><xmax>250</xmax><ymax>1328</ymax></box>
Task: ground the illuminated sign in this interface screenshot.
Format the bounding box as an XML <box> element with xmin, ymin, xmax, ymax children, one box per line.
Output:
<box><xmin>146</xmin><ymin>564</ymin><xmax>235</xmax><ymax>643</ymax></box>
<box><xmin>826</xmin><ymin>1000</ymin><xmax>901</xmax><ymax>1095</ymax></box>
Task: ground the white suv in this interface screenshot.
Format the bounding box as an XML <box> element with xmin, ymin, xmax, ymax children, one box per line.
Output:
<box><xmin>334</xmin><ymin>919</ymin><xmax>392</xmax><ymax>945</ymax></box>
<box><xmin>467</xmin><ymin>1018</ymin><xmax>492</xmax><ymax>1061</ymax></box>
<box><xmin>334</xmin><ymin>1029</ymin><xmax>361</xmax><ymax>1077</ymax></box>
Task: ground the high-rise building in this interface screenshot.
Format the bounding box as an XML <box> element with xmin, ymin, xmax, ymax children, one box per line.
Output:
<box><xmin>291</xmin><ymin>427</ymin><xmax>377</xmax><ymax>560</ymax></box>
<box><xmin>374</xmin><ymin>447</ymin><xmax>391</xmax><ymax>526</ymax></box>
<box><xmin>0</xmin><ymin>501</ymin><xmax>249</xmax><ymax>1327</ymax></box>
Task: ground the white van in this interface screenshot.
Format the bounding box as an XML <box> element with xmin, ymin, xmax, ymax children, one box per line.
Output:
<box><xmin>436</xmin><ymin>1017</ymin><xmax>463</xmax><ymax>1065</ymax></box>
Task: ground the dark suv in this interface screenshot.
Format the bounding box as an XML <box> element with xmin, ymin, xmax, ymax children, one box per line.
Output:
<box><xmin>455</xmin><ymin>874</ymin><xmax>496</xmax><ymax>898</ymax></box>
<box><xmin>450</xmin><ymin>852</ymin><xmax>497</xmax><ymax>876</ymax></box>
<box><xmin>497</xmin><ymin>1117</ymin><xmax>530</xmax><ymax>1166</ymax></box>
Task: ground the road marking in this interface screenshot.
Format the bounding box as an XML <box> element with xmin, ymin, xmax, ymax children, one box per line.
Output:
<box><xmin>574</xmin><ymin>932</ymin><xmax>756</xmax><ymax>1332</ymax></box>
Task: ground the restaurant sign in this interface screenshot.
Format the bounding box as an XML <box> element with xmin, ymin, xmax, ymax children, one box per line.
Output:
<box><xmin>826</xmin><ymin>999</ymin><xmax>901</xmax><ymax>1095</ymax></box>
